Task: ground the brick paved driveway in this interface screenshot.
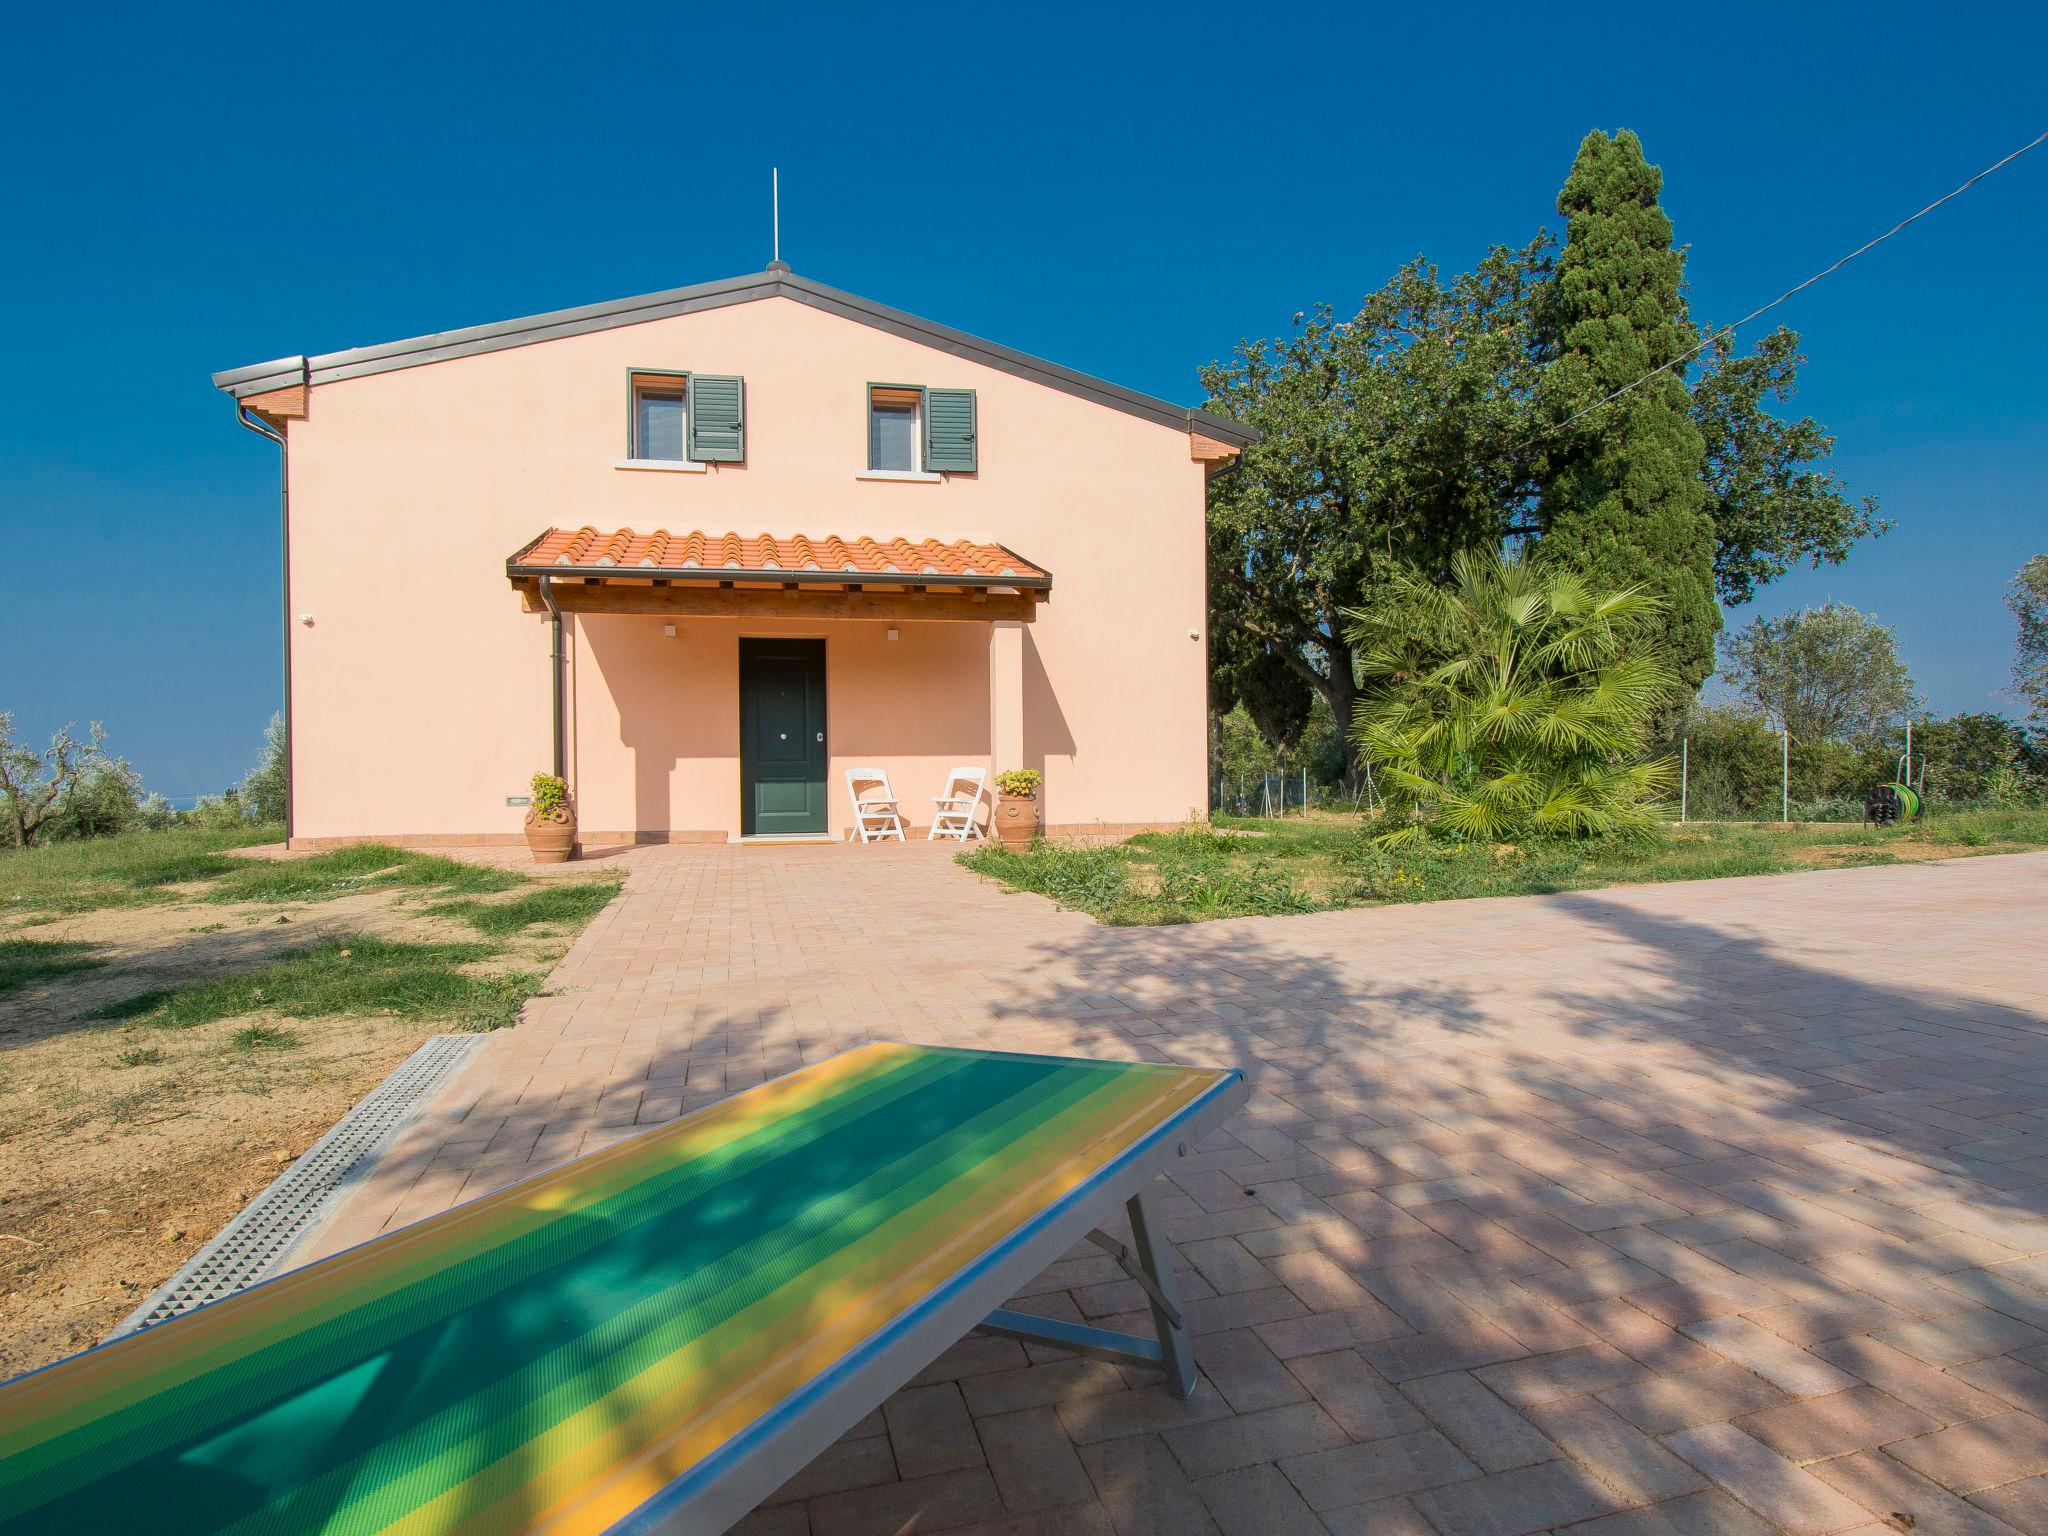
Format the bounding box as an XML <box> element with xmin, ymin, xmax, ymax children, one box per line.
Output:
<box><xmin>316</xmin><ymin>845</ymin><xmax>2048</xmax><ymax>1535</ymax></box>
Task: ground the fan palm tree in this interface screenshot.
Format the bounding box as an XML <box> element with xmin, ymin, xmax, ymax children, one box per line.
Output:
<box><xmin>1346</xmin><ymin>549</ymin><xmax>1678</xmax><ymax>847</ymax></box>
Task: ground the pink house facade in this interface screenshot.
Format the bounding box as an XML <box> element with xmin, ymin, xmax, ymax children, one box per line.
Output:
<box><xmin>214</xmin><ymin>267</ymin><xmax>1253</xmax><ymax>849</ymax></box>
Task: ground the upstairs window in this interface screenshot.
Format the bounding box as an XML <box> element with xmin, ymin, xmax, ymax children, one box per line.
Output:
<box><xmin>869</xmin><ymin>386</ymin><xmax>922</xmax><ymax>472</ymax></box>
<box><xmin>633</xmin><ymin>380</ymin><xmax>687</xmax><ymax>462</ymax></box>
<box><xmin>867</xmin><ymin>385</ymin><xmax>976</xmax><ymax>475</ymax></box>
<box><xmin>624</xmin><ymin>370</ymin><xmax>746</xmax><ymax>467</ymax></box>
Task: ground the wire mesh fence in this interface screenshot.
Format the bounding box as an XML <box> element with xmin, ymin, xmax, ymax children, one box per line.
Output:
<box><xmin>1205</xmin><ymin>720</ymin><xmax>2021</xmax><ymax>825</ymax></box>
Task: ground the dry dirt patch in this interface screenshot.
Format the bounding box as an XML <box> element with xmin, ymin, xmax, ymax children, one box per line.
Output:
<box><xmin>0</xmin><ymin>872</ymin><xmax>606</xmax><ymax>1376</ymax></box>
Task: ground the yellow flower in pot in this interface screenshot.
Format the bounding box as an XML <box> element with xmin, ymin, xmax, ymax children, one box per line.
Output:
<box><xmin>993</xmin><ymin>768</ymin><xmax>1041</xmax><ymax>848</ymax></box>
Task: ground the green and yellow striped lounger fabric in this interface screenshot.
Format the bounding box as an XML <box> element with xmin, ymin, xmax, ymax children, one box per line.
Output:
<box><xmin>0</xmin><ymin>1042</ymin><xmax>1244</xmax><ymax>1536</ymax></box>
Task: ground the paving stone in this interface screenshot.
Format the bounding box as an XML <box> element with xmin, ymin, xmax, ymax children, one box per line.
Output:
<box><xmin>1056</xmin><ymin>1381</ymin><xmax>1235</xmax><ymax>1446</ymax></box>
<box><xmin>1161</xmin><ymin>1400</ymin><xmax>1347</xmax><ymax>1477</ymax></box>
<box><xmin>913</xmin><ymin>1335</ymin><xmax>1032</xmax><ymax>1392</ymax></box>
<box><xmin>1253</xmin><ymin>1302</ymin><xmax>1411</xmax><ymax>1358</ymax></box>
<box><xmin>1359</xmin><ymin>1317</ymin><xmax>1530</xmax><ymax>1382</ymax></box>
<box><xmin>1516</xmin><ymin>1258</ymin><xmax>1669</xmax><ymax>1306</ymax></box>
<box><xmin>1664</xmin><ymin>1423</ymin><xmax>1878</xmax><ymax>1535</ymax></box>
<box><xmin>1313</xmin><ymin>1494</ymin><xmax>1440</xmax><ymax>1535</ymax></box>
<box><xmin>1413</xmin><ymin>1457</ymin><xmax>1626</xmax><ymax>1536</ymax></box>
<box><xmin>1189</xmin><ymin>1463</ymin><xmax>1326</xmax><ymax>1536</ymax></box>
<box><xmin>1881</xmin><ymin>1408</ymin><xmax>2048</xmax><ymax>1493</ymax></box>
<box><xmin>808</xmin><ymin>1467</ymin><xmax>1005</xmax><ymax>1536</ymax></box>
<box><xmin>1284</xmin><ymin>1349</ymin><xmax>1427</xmax><ymax>1442</ymax></box>
<box><xmin>1554</xmin><ymin>1488</ymin><xmax>1780</xmax><ymax>1535</ymax></box>
<box><xmin>1806</xmin><ymin>1447</ymin><xmax>2030</xmax><ymax>1536</ymax></box>
<box><xmin>1741</xmin><ymin>1293</ymin><xmax>1915</xmax><ymax>1347</ymax></box>
<box><xmin>1951</xmin><ymin>1351</ymin><xmax>2048</xmax><ymax>1415</ymax></box>
<box><xmin>1809</xmin><ymin>1334</ymin><xmax>2012</xmax><ymax>1423</ymax></box>
<box><xmin>763</xmin><ymin>1436</ymin><xmax>898</xmax><ymax>1506</ymax></box>
<box><xmin>943</xmin><ymin>1508</ymin><xmax>1116</xmax><ymax>1536</ymax></box>
<box><xmin>1477</xmin><ymin>1343</ymin><xmax>1651</xmax><ymax>1406</ymax></box>
<box><xmin>1277</xmin><ymin>1427</ymin><xmax>1480</xmax><ymax>1510</ymax></box>
<box><xmin>975</xmin><ymin>1406</ymin><xmax>1096</xmax><ymax>1514</ymax></box>
<box><xmin>1191</xmin><ymin>1328</ymin><xmax>1307</xmax><ymax>1414</ymax></box>
<box><xmin>1680</xmin><ymin>1316</ymin><xmax>1861</xmax><ymax>1397</ymax></box>
<box><xmin>962</xmin><ymin>1360</ymin><xmax>1130</xmax><ymax>1418</ymax></box>
<box><xmin>1179</xmin><ymin>1237</ymin><xmax>1277</xmax><ymax>1296</ymax></box>
<box><xmin>884</xmin><ymin>1383</ymin><xmax>983</xmax><ymax>1479</ymax></box>
<box><xmin>1527</xmin><ymin>1395</ymin><xmax>1709</xmax><ymax>1503</ymax></box>
<box><xmin>1969</xmin><ymin>1472</ymin><xmax>2048</xmax><ymax>1532</ymax></box>
<box><xmin>1263</xmin><ymin>1249</ymin><xmax>1378</xmax><ymax>1312</ymax></box>
<box><xmin>1077</xmin><ymin>1434</ymin><xmax>1218</xmax><ymax>1536</ymax></box>
<box><xmin>1733</xmin><ymin>1383</ymin><xmax>1940</xmax><ymax>1463</ymax></box>
<box><xmin>1873</xmin><ymin>1308</ymin><xmax>2048</xmax><ymax>1367</ymax></box>
<box><xmin>731</xmin><ymin>1506</ymin><xmax>811</xmax><ymax>1536</ymax></box>
<box><xmin>1402</xmin><ymin>1370</ymin><xmax>1558</xmax><ymax>1471</ymax></box>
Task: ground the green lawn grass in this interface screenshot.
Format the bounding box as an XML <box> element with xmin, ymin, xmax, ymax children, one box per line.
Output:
<box><xmin>0</xmin><ymin>938</ymin><xmax>103</xmax><ymax>994</ymax></box>
<box><xmin>90</xmin><ymin>937</ymin><xmax>545</xmax><ymax>1032</ymax></box>
<box><xmin>6</xmin><ymin>826</ymin><xmax>624</xmax><ymax>1033</ymax></box>
<box><xmin>429</xmin><ymin>879</ymin><xmax>623</xmax><ymax>937</ymax></box>
<box><xmin>961</xmin><ymin>807</ymin><xmax>2048</xmax><ymax>925</ymax></box>
<box><xmin>0</xmin><ymin>824</ymin><xmax>282</xmax><ymax>917</ymax></box>
<box><xmin>202</xmin><ymin>844</ymin><xmax>525</xmax><ymax>904</ymax></box>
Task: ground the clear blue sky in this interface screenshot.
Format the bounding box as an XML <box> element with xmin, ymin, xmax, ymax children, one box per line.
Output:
<box><xmin>3</xmin><ymin>3</ymin><xmax>2042</xmax><ymax>800</ymax></box>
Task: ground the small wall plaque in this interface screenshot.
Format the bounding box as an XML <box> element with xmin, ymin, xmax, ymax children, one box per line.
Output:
<box><xmin>506</xmin><ymin>795</ymin><xmax>531</xmax><ymax>807</ymax></box>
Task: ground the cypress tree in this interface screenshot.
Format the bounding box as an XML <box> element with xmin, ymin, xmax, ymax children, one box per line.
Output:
<box><xmin>1539</xmin><ymin>129</ymin><xmax>1720</xmax><ymax>696</ymax></box>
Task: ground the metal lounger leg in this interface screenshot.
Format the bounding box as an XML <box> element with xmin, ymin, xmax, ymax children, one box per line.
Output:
<box><xmin>973</xmin><ymin>1185</ymin><xmax>1197</xmax><ymax>1400</ymax></box>
<box><xmin>1126</xmin><ymin>1186</ymin><xmax>1195</xmax><ymax>1398</ymax></box>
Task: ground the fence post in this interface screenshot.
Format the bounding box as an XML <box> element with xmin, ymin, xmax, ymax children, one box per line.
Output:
<box><xmin>1680</xmin><ymin>737</ymin><xmax>1688</xmax><ymax>824</ymax></box>
<box><xmin>1302</xmin><ymin>767</ymin><xmax>1309</xmax><ymax>817</ymax></box>
<box><xmin>1781</xmin><ymin>727</ymin><xmax>1790</xmax><ymax>824</ymax></box>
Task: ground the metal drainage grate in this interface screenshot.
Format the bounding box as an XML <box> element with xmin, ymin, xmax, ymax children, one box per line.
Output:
<box><xmin>115</xmin><ymin>1033</ymin><xmax>485</xmax><ymax>1337</ymax></box>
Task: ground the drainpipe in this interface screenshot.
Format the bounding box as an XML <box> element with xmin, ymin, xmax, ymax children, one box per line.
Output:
<box><xmin>538</xmin><ymin>576</ymin><xmax>566</xmax><ymax>780</ymax></box>
<box><xmin>236</xmin><ymin>403</ymin><xmax>291</xmax><ymax>842</ymax></box>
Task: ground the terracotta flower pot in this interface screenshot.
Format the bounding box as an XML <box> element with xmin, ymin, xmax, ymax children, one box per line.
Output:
<box><xmin>524</xmin><ymin>806</ymin><xmax>576</xmax><ymax>864</ymax></box>
<box><xmin>995</xmin><ymin>792</ymin><xmax>1039</xmax><ymax>848</ymax></box>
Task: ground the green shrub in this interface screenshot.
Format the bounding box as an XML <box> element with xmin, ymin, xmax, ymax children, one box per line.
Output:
<box><xmin>1348</xmin><ymin>550</ymin><xmax>1676</xmax><ymax>845</ymax></box>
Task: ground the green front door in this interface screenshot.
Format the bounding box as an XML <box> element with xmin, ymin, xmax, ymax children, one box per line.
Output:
<box><xmin>740</xmin><ymin>639</ymin><xmax>828</xmax><ymax>835</ymax></box>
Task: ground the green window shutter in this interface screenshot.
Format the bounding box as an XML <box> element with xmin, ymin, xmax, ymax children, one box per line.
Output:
<box><xmin>687</xmin><ymin>374</ymin><xmax>746</xmax><ymax>462</ymax></box>
<box><xmin>923</xmin><ymin>388</ymin><xmax>977</xmax><ymax>473</ymax></box>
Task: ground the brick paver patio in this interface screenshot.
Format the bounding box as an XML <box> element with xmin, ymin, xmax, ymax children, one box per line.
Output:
<box><xmin>309</xmin><ymin>844</ymin><xmax>2048</xmax><ymax>1535</ymax></box>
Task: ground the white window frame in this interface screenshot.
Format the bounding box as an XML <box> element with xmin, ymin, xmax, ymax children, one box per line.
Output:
<box><xmin>866</xmin><ymin>385</ymin><xmax>924</xmax><ymax>475</ymax></box>
<box><xmin>620</xmin><ymin>371</ymin><xmax>698</xmax><ymax>470</ymax></box>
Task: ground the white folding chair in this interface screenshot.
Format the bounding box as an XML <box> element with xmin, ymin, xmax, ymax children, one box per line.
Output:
<box><xmin>845</xmin><ymin>767</ymin><xmax>906</xmax><ymax>843</ymax></box>
<box><xmin>928</xmin><ymin>766</ymin><xmax>989</xmax><ymax>842</ymax></box>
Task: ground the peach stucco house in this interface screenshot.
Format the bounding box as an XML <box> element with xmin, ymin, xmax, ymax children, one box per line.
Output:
<box><xmin>214</xmin><ymin>265</ymin><xmax>1254</xmax><ymax>849</ymax></box>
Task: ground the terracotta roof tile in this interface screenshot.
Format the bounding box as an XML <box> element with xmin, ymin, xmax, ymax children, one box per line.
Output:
<box><xmin>510</xmin><ymin>528</ymin><xmax>1049</xmax><ymax>587</ymax></box>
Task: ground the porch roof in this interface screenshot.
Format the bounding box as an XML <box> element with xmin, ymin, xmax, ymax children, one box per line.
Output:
<box><xmin>506</xmin><ymin>526</ymin><xmax>1050</xmax><ymax>622</ymax></box>
<box><xmin>509</xmin><ymin>527</ymin><xmax>1049</xmax><ymax>589</ymax></box>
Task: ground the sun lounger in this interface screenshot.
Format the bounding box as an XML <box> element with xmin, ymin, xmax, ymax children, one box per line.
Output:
<box><xmin>0</xmin><ymin>1042</ymin><xmax>1245</xmax><ymax>1535</ymax></box>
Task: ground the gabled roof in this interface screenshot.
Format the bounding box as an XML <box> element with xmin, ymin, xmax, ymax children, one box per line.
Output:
<box><xmin>214</xmin><ymin>264</ymin><xmax>1256</xmax><ymax>446</ymax></box>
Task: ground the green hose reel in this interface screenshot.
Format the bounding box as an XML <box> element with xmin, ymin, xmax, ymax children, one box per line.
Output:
<box><xmin>1864</xmin><ymin>782</ymin><xmax>1922</xmax><ymax>825</ymax></box>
